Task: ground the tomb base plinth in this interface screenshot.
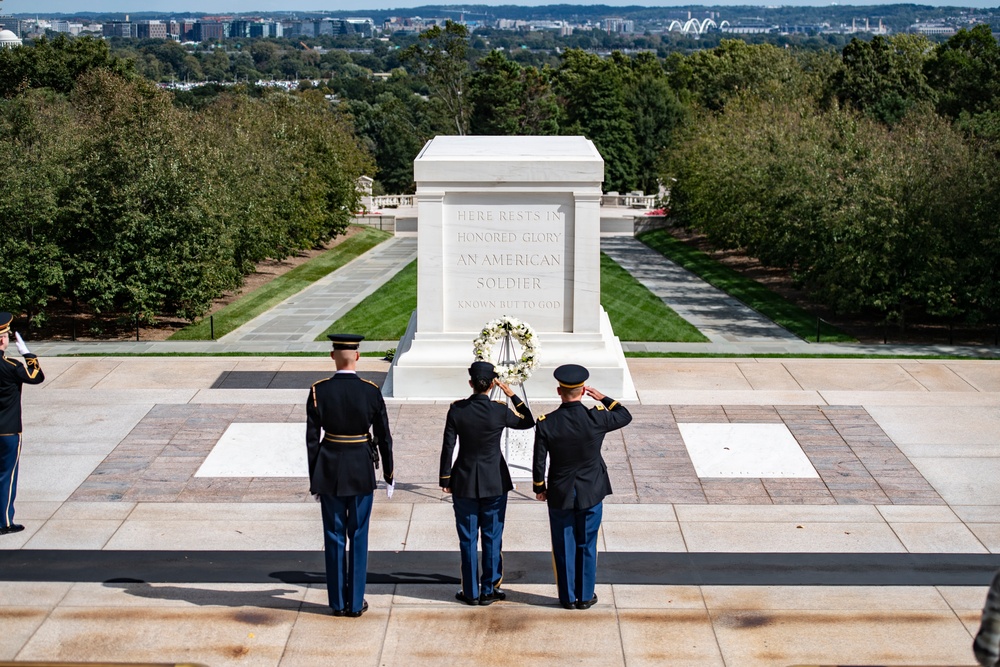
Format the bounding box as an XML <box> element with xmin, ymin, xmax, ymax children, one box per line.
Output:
<box><xmin>384</xmin><ymin>309</ymin><xmax>636</xmax><ymax>402</ymax></box>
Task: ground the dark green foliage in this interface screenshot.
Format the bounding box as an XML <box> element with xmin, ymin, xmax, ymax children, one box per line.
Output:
<box><xmin>554</xmin><ymin>49</ymin><xmax>639</xmax><ymax>193</ymax></box>
<box><xmin>0</xmin><ymin>43</ymin><xmax>372</xmax><ymax>326</ymax></box>
<box><xmin>468</xmin><ymin>50</ymin><xmax>559</xmax><ymax>136</ymax></box>
<box><xmin>666</xmin><ymin>95</ymin><xmax>999</xmax><ymax>328</ymax></box>
<box><xmin>925</xmin><ymin>25</ymin><xmax>1000</xmax><ymax>120</ymax></box>
<box><xmin>400</xmin><ymin>21</ymin><xmax>473</xmax><ymax>135</ymax></box>
<box><xmin>833</xmin><ymin>34</ymin><xmax>936</xmax><ymax>124</ymax></box>
<box><xmin>0</xmin><ymin>35</ymin><xmax>135</xmax><ymax>97</ymax></box>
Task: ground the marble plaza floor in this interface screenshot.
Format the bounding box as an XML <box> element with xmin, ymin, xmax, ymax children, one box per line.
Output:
<box><xmin>1</xmin><ymin>355</ymin><xmax>999</xmax><ymax>666</ymax></box>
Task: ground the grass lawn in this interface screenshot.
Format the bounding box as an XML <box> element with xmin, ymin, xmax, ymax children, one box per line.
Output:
<box><xmin>171</xmin><ymin>227</ymin><xmax>391</xmax><ymax>340</ymax></box>
<box><xmin>637</xmin><ymin>229</ymin><xmax>856</xmax><ymax>343</ymax></box>
<box><xmin>316</xmin><ymin>254</ymin><xmax>709</xmax><ymax>343</ymax></box>
<box><xmin>318</xmin><ymin>259</ymin><xmax>417</xmax><ymax>341</ymax></box>
<box><xmin>600</xmin><ymin>253</ymin><xmax>707</xmax><ymax>342</ymax></box>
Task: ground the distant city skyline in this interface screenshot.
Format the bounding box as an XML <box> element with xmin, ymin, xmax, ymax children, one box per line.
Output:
<box><xmin>8</xmin><ymin>0</ymin><xmax>1000</xmax><ymax>15</ymax></box>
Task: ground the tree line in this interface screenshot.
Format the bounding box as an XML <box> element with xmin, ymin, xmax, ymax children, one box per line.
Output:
<box><xmin>2</xmin><ymin>25</ymin><xmax>1000</xmax><ymax>333</ymax></box>
<box><xmin>0</xmin><ymin>37</ymin><xmax>370</xmax><ymax>328</ymax></box>
<box><xmin>666</xmin><ymin>29</ymin><xmax>1000</xmax><ymax>330</ymax></box>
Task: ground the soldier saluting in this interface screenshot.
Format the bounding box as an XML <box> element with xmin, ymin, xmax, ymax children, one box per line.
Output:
<box><xmin>306</xmin><ymin>334</ymin><xmax>393</xmax><ymax>618</ymax></box>
<box><xmin>0</xmin><ymin>313</ymin><xmax>44</xmax><ymax>536</ymax></box>
<box><xmin>532</xmin><ymin>364</ymin><xmax>631</xmax><ymax>610</ymax></box>
<box><xmin>440</xmin><ymin>361</ymin><xmax>534</xmax><ymax>605</ymax></box>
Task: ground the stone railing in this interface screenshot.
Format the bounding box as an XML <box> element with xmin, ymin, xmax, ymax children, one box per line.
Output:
<box><xmin>600</xmin><ymin>193</ymin><xmax>658</xmax><ymax>209</ymax></box>
<box><xmin>363</xmin><ymin>192</ymin><xmax>657</xmax><ymax>211</ymax></box>
<box><xmin>369</xmin><ymin>194</ymin><xmax>416</xmax><ymax>209</ymax></box>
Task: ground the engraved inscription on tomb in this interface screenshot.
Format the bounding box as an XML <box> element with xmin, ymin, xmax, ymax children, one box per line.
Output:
<box><xmin>444</xmin><ymin>199</ymin><xmax>571</xmax><ymax>331</ymax></box>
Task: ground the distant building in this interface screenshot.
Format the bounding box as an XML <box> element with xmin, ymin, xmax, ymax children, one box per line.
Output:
<box><xmin>382</xmin><ymin>16</ymin><xmax>446</xmax><ymax>35</ymax></box>
<box><xmin>51</xmin><ymin>20</ymin><xmax>84</xmax><ymax>35</ymax></box>
<box><xmin>173</xmin><ymin>20</ymin><xmax>195</xmax><ymax>40</ymax></box>
<box><xmin>0</xmin><ymin>28</ymin><xmax>22</xmax><ymax>47</ymax></box>
<box><xmin>102</xmin><ymin>20</ymin><xmax>133</xmax><ymax>38</ymax></box>
<box><xmin>193</xmin><ymin>21</ymin><xmax>226</xmax><ymax>42</ymax></box>
<box><xmin>0</xmin><ymin>16</ymin><xmax>23</xmax><ymax>37</ymax></box>
<box><xmin>344</xmin><ymin>18</ymin><xmax>375</xmax><ymax>37</ymax></box>
<box><xmin>910</xmin><ymin>22</ymin><xmax>956</xmax><ymax>36</ymax></box>
<box><xmin>229</xmin><ymin>19</ymin><xmax>251</xmax><ymax>39</ymax></box>
<box><xmin>134</xmin><ymin>20</ymin><xmax>167</xmax><ymax>39</ymax></box>
<box><xmin>603</xmin><ymin>17</ymin><xmax>634</xmax><ymax>33</ymax></box>
<box><xmin>725</xmin><ymin>24</ymin><xmax>777</xmax><ymax>34</ymax></box>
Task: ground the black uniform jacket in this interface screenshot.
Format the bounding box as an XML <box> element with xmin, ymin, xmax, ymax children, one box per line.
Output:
<box><xmin>532</xmin><ymin>396</ymin><xmax>632</xmax><ymax>511</ymax></box>
<box><xmin>439</xmin><ymin>393</ymin><xmax>534</xmax><ymax>498</ymax></box>
<box><xmin>0</xmin><ymin>352</ymin><xmax>44</xmax><ymax>434</ymax></box>
<box><xmin>306</xmin><ymin>372</ymin><xmax>393</xmax><ymax>496</ymax></box>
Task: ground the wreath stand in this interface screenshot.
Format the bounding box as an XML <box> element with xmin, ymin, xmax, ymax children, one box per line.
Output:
<box><xmin>488</xmin><ymin>328</ymin><xmax>535</xmax><ymax>480</ymax></box>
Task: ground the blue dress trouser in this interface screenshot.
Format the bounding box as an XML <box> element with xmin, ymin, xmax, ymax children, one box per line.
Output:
<box><xmin>452</xmin><ymin>494</ymin><xmax>507</xmax><ymax>598</ymax></box>
<box><xmin>320</xmin><ymin>492</ymin><xmax>373</xmax><ymax>613</ymax></box>
<box><xmin>0</xmin><ymin>434</ymin><xmax>21</xmax><ymax>528</ymax></box>
<box><xmin>548</xmin><ymin>500</ymin><xmax>603</xmax><ymax>605</ymax></box>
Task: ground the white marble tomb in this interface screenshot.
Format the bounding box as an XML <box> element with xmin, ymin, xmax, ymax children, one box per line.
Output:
<box><xmin>386</xmin><ymin>136</ymin><xmax>636</xmax><ymax>401</ymax></box>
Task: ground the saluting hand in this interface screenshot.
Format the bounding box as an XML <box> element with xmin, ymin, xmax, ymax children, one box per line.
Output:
<box><xmin>583</xmin><ymin>386</ymin><xmax>606</xmax><ymax>401</ymax></box>
<box><xmin>14</xmin><ymin>331</ymin><xmax>30</xmax><ymax>356</ymax></box>
<box><xmin>494</xmin><ymin>380</ymin><xmax>516</xmax><ymax>398</ymax></box>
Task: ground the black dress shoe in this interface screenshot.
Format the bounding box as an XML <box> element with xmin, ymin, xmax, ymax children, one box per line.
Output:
<box><xmin>0</xmin><ymin>524</ymin><xmax>24</xmax><ymax>535</ymax></box>
<box><xmin>575</xmin><ymin>595</ymin><xmax>598</xmax><ymax>610</ymax></box>
<box><xmin>331</xmin><ymin>608</ymin><xmax>346</xmax><ymax>617</ymax></box>
<box><xmin>478</xmin><ymin>589</ymin><xmax>506</xmax><ymax>606</ymax></box>
<box><xmin>455</xmin><ymin>591</ymin><xmax>480</xmax><ymax>606</ymax></box>
<box><xmin>560</xmin><ymin>601</ymin><xmax>575</xmax><ymax>610</ymax></box>
<box><xmin>344</xmin><ymin>600</ymin><xmax>368</xmax><ymax>618</ymax></box>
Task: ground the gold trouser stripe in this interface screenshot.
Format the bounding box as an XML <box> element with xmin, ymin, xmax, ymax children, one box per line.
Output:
<box><xmin>323</xmin><ymin>434</ymin><xmax>368</xmax><ymax>444</ymax></box>
<box><xmin>4</xmin><ymin>434</ymin><xmax>20</xmax><ymax>527</ymax></box>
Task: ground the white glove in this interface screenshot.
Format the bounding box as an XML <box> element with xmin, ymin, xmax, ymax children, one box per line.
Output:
<box><xmin>14</xmin><ymin>332</ymin><xmax>30</xmax><ymax>356</ymax></box>
<box><xmin>386</xmin><ymin>481</ymin><xmax>395</xmax><ymax>499</ymax></box>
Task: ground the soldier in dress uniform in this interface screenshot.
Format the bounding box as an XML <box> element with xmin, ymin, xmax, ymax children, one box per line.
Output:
<box><xmin>440</xmin><ymin>361</ymin><xmax>535</xmax><ymax>605</ymax></box>
<box><xmin>532</xmin><ymin>364</ymin><xmax>631</xmax><ymax>609</ymax></box>
<box><xmin>0</xmin><ymin>313</ymin><xmax>44</xmax><ymax>536</ymax></box>
<box><xmin>306</xmin><ymin>334</ymin><xmax>393</xmax><ymax>617</ymax></box>
<box><xmin>975</xmin><ymin>569</ymin><xmax>1000</xmax><ymax>666</ymax></box>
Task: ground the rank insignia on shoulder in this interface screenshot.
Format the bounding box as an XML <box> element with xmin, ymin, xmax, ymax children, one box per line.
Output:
<box><xmin>537</xmin><ymin>414</ymin><xmax>547</xmax><ymax>421</ymax></box>
<box><xmin>594</xmin><ymin>404</ymin><xmax>606</xmax><ymax>411</ymax></box>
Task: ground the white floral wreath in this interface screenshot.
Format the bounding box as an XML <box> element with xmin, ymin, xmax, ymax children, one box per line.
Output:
<box><xmin>472</xmin><ymin>315</ymin><xmax>540</xmax><ymax>385</ymax></box>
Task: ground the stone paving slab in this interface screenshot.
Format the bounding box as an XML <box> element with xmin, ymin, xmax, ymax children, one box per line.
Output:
<box><xmin>0</xmin><ymin>356</ymin><xmax>997</xmax><ymax>666</ymax></box>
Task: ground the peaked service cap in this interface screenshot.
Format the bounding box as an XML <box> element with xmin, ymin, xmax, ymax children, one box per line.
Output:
<box><xmin>469</xmin><ymin>361</ymin><xmax>498</xmax><ymax>380</ymax></box>
<box><xmin>553</xmin><ymin>364</ymin><xmax>589</xmax><ymax>389</ymax></box>
<box><xmin>327</xmin><ymin>333</ymin><xmax>364</xmax><ymax>350</ymax></box>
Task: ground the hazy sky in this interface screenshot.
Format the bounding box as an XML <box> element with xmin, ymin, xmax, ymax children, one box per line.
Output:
<box><xmin>10</xmin><ymin>0</ymin><xmax>999</xmax><ymax>15</ymax></box>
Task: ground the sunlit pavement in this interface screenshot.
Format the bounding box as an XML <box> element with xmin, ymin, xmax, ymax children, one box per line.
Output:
<box><xmin>1</xmin><ymin>355</ymin><xmax>997</xmax><ymax>666</ymax></box>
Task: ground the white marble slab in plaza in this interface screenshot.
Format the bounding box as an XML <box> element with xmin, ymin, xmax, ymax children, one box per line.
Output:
<box><xmin>195</xmin><ymin>423</ymin><xmax>307</xmax><ymax>477</ymax></box>
<box><xmin>678</xmin><ymin>423</ymin><xmax>819</xmax><ymax>478</ymax></box>
<box><xmin>387</xmin><ymin>135</ymin><xmax>636</xmax><ymax>400</ymax></box>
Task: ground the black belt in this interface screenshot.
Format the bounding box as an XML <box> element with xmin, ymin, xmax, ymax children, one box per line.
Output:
<box><xmin>323</xmin><ymin>433</ymin><xmax>369</xmax><ymax>445</ymax></box>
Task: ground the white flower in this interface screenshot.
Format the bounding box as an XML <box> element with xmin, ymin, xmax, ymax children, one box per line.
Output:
<box><xmin>471</xmin><ymin>315</ymin><xmax>540</xmax><ymax>385</ymax></box>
